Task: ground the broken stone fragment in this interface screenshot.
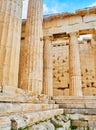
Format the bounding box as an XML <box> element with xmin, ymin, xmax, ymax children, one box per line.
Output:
<box><xmin>0</xmin><ymin>117</ymin><xmax>11</xmax><ymax>130</ymax></box>
<box><xmin>30</xmin><ymin>124</ymin><xmax>47</xmax><ymax>130</ymax></box>
<box><xmin>38</xmin><ymin>94</ymin><xmax>48</xmax><ymax>99</ymax></box>
<box><xmin>26</xmin><ymin>97</ymin><xmax>39</xmax><ymax>103</ymax></box>
<box><xmin>39</xmin><ymin>98</ymin><xmax>49</xmax><ymax>104</ymax></box>
<box><xmin>10</xmin><ymin>115</ymin><xmax>26</xmax><ymax>129</ymax></box>
<box><xmin>26</xmin><ymin>91</ymin><xmax>37</xmax><ymax>97</ymax></box>
<box><xmin>40</xmin><ymin>121</ymin><xmax>55</xmax><ymax>130</ymax></box>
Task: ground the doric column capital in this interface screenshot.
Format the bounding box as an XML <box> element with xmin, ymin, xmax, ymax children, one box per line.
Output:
<box><xmin>92</xmin><ymin>28</ymin><xmax>96</xmax><ymax>41</ymax></box>
<box><xmin>69</xmin><ymin>32</ymin><xmax>79</xmax><ymax>37</ymax></box>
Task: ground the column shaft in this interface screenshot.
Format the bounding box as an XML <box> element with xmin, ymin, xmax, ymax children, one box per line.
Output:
<box><xmin>19</xmin><ymin>0</ymin><xmax>43</xmax><ymax>94</ymax></box>
<box><xmin>43</xmin><ymin>37</ymin><xmax>53</xmax><ymax>96</ymax></box>
<box><xmin>0</xmin><ymin>0</ymin><xmax>23</xmax><ymax>87</ymax></box>
<box><xmin>69</xmin><ymin>32</ymin><xmax>82</xmax><ymax>96</ymax></box>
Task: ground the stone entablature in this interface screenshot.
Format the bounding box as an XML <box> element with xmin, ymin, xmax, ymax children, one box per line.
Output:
<box><xmin>43</xmin><ymin>7</ymin><xmax>96</xmax><ymax>37</ymax></box>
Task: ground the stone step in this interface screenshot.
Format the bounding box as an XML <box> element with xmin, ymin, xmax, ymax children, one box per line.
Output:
<box><xmin>0</xmin><ymin>109</ymin><xmax>64</xmax><ymax>130</ymax></box>
<box><xmin>53</xmin><ymin>96</ymin><xmax>96</xmax><ymax>128</ymax></box>
<box><xmin>53</xmin><ymin>96</ymin><xmax>96</xmax><ymax>103</ymax></box>
<box><xmin>71</xmin><ymin>119</ymin><xmax>96</xmax><ymax>129</ymax></box>
<box><xmin>59</xmin><ymin>103</ymin><xmax>96</xmax><ymax>108</ymax></box>
<box><xmin>53</xmin><ymin>96</ymin><xmax>96</xmax><ymax>100</ymax></box>
<box><xmin>54</xmin><ymin>99</ymin><xmax>96</xmax><ymax>103</ymax></box>
<box><xmin>53</xmin><ymin>96</ymin><xmax>96</xmax><ymax>108</ymax></box>
<box><xmin>67</xmin><ymin>114</ymin><xmax>96</xmax><ymax>121</ymax></box>
<box><xmin>0</xmin><ymin>93</ymin><xmax>54</xmax><ymax>104</ymax></box>
<box><xmin>63</xmin><ymin>113</ymin><xmax>96</xmax><ymax>129</ymax></box>
<box><xmin>63</xmin><ymin>108</ymin><xmax>96</xmax><ymax>115</ymax></box>
<box><xmin>0</xmin><ymin>103</ymin><xmax>59</xmax><ymax>116</ymax></box>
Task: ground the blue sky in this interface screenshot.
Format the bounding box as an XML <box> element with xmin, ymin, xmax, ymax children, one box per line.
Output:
<box><xmin>22</xmin><ymin>0</ymin><xmax>96</xmax><ymax>18</ymax></box>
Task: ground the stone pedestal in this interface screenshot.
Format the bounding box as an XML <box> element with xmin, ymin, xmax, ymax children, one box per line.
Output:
<box><xmin>43</xmin><ymin>37</ymin><xmax>53</xmax><ymax>96</ymax></box>
<box><xmin>0</xmin><ymin>0</ymin><xmax>23</xmax><ymax>88</ymax></box>
<box><xmin>19</xmin><ymin>0</ymin><xmax>43</xmax><ymax>94</ymax></box>
<box><xmin>69</xmin><ymin>32</ymin><xmax>82</xmax><ymax>96</ymax></box>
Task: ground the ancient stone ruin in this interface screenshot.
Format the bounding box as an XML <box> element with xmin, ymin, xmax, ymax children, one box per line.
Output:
<box><xmin>0</xmin><ymin>0</ymin><xmax>96</xmax><ymax>129</ymax></box>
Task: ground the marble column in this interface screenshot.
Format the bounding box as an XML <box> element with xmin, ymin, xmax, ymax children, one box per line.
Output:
<box><xmin>91</xmin><ymin>36</ymin><xmax>96</xmax><ymax>80</ymax></box>
<box><xmin>19</xmin><ymin>0</ymin><xmax>43</xmax><ymax>94</ymax></box>
<box><xmin>0</xmin><ymin>0</ymin><xmax>23</xmax><ymax>88</ymax></box>
<box><xmin>43</xmin><ymin>37</ymin><xmax>53</xmax><ymax>96</ymax></box>
<box><xmin>91</xmin><ymin>35</ymin><xmax>96</xmax><ymax>45</ymax></box>
<box><xmin>69</xmin><ymin>32</ymin><xmax>82</xmax><ymax>96</ymax></box>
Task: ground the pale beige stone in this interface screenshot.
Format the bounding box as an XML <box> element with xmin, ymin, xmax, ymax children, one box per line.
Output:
<box><xmin>0</xmin><ymin>0</ymin><xmax>23</xmax><ymax>88</ymax></box>
<box><xmin>43</xmin><ymin>9</ymin><xmax>96</xmax><ymax>36</ymax></box>
<box><xmin>31</xmin><ymin>125</ymin><xmax>47</xmax><ymax>130</ymax></box>
<box><xmin>21</xmin><ymin>7</ymin><xmax>96</xmax><ymax>96</ymax></box>
<box><xmin>83</xmin><ymin>14</ymin><xmax>96</xmax><ymax>22</ymax></box>
<box><xmin>23</xmin><ymin>109</ymin><xmax>63</xmax><ymax>125</ymax></box>
<box><xmin>40</xmin><ymin>121</ymin><xmax>55</xmax><ymax>130</ymax></box>
<box><xmin>3</xmin><ymin>86</ymin><xmax>26</xmax><ymax>96</ymax></box>
<box><xmin>0</xmin><ymin>117</ymin><xmax>11</xmax><ymax>130</ymax></box>
<box><xmin>43</xmin><ymin>37</ymin><xmax>53</xmax><ymax>96</ymax></box>
<box><xmin>69</xmin><ymin>32</ymin><xmax>82</xmax><ymax>96</ymax></box>
<box><xmin>38</xmin><ymin>94</ymin><xmax>48</xmax><ymax>99</ymax></box>
<box><xmin>53</xmin><ymin>96</ymin><xmax>96</xmax><ymax>108</ymax></box>
<box><xmin>72</xmin><ymin>120</ymin><xmax>88</xmax><ymax>127</ymax></box>
<box><xmin>0</xmin><ymin>101</ymin><xmax>59</xmax><ymax>116</ymax></box>
<box><xmin>10</xmin><ymin>115</ymin><xmax>26</xmax><ymax>129</ymax></box>
<box><xmin>19</xmin><ymin>0</ymin><xmax>43</xmax><ymax>95</ymax></box>
<box><xmin>0</xmin><ymin>2</ymin><xmax>96</xmax><ymax>129</ymax></box>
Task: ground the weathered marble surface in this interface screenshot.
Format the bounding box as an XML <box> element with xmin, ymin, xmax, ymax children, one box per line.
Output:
<box><xmin>19</xmin><ymin>0</ymin><xmax>43</xmax><ymax>94</ymax></box>
<box><xmin>0</xmin><ymin>0</ymin><xmax>23</xmax><ymax>88</ymax></box>
<box><xmin>0</xmin><ymin>109</ymin><xmax>64</xmax><ymax>129</ymax></box>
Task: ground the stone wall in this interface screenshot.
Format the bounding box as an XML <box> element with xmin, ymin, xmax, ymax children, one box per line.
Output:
<box><xmin>52</xmin><ymin>40</ymin><xmax>96</xmax><ymax>96</ymax></box>
<box><xmin>80</xmin><ymin>43</ymin><xmax>96</xmax><ymax>96</ymax></box>
<box><xmin>52</xmin><ymin>40</ymin><xmax>69</xmax><ymax>96</ymax></box>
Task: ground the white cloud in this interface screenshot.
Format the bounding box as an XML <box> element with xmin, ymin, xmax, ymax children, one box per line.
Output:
<box><xmin>43</xmin><ymin>2</ymin><xmax>67</xmax><ymax>15</ymax></box>
<box><xmin>43</xmin><ymin>4</ymin><xmax>49</xmax><ymax>14</ymax></box>
<box><xmin>51</xmin><ymin>7</ymin><xmax>58</xmax><ymax>14</ymax></box>
<box><xmin>43</xmin><ymin>4</ymin><xmax>58</xmax><ymax>14</ymax></box>
<box><xmin>89</xmin><ymin>1</ymin><xmax>96</xmax><ymax>7</ymax></box>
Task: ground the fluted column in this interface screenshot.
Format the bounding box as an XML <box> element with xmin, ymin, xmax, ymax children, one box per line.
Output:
<box><xmin>43</xmin><ymin>37</ymin><xmax>53</xmax><ymax>96</ymax></box>
<box><xmin>19</xmin><ymin>0</ymin><xmax>43</xmax><ymax>94</ymax></box>
<box><xmin>69</xmin><ymin>32</ymin><xmax>82</xmax><ymax>96</ymax></box>
<box><xmin>0</xmin><ymin>0</ymin><xmax>23</xmax><ymax>88</ymax></box>
<box><xmin>91</xmin><ymin>35</ymin><xmax>96</xmax><ymax>45</ymax></box>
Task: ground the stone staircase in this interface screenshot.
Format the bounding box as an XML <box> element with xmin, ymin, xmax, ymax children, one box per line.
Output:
<box><xmin>0</xmin><ymin>92</ymin><xmax>63</xmax><ymax>130</ymax></box>
<box><xmin>1</xmin><ymin>90</ymin><xmax>96</xmax><ymax>130</ymax></box>
<box><xmin>53</xmin><ymin>96</ymin><xmax>96</xmax><ymax>129</ymax></box>
<box><xmin>53</xmin><ymin>96</ymin><xmax>96</xmax><ymax>108</ymax></box>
